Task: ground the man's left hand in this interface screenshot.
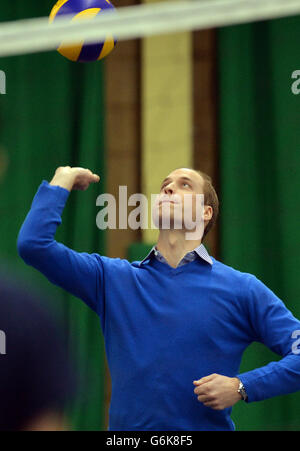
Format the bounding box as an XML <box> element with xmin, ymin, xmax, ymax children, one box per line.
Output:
<box><xmin>193</xmin><ymin>373</ymin><xmax>242</xmax><ymax>410</ymax></box>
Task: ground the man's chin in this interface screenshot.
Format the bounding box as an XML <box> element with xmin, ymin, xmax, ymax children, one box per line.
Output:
<box><xmin>155</xmin><ymin>214</ymin><xmax>184</xmax><ymax>230</ymax></box>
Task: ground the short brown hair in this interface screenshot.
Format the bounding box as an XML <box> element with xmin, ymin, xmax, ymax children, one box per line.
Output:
<box><xmin>194</xmin><ymin>170</ymin><xmax>219</xmax><ymax>239</ymax></box>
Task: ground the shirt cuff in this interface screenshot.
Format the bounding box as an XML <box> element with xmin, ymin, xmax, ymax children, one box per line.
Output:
<box><xmin>237</xmin><ymin>372</ymin><xmax>264</xmax><ymax>403</ymax></box>
<box><xmin>31</xmin><ymin>180</ymin><xmax>71</xmax><ymax>213</ymax></box>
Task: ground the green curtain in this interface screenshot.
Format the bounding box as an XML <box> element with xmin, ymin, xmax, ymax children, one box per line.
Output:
<box><xmin>218</xmin><ymin>17</ymin><xmax>300</xmax><ymax>430</ymax></box>
<box><xmin>0</xmin><ymin>1</ymin><xmax>106</xmax><ymax>430</ymax></box>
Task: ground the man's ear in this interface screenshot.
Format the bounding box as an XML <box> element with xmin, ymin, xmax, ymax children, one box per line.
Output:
<box><xmin>203</xmin><ymin>205</ymin><xmax>213</xmax><ymax>221</ymax></box>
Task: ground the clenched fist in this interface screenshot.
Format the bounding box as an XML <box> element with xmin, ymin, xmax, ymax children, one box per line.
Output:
<box><xmin>193</xmin><ymin>373</ymin><xmax>242</xmax><ymax>410</ymax></box>
<box><xmin>50</xmin><ymin>166</ymin><xmax>100</xmax><ymax>192</ymax></box>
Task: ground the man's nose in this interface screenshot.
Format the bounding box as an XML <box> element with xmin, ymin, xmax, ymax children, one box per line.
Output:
<box><xmin>164</xmin><ymin>183</ymin><xmax>175</xmax><ymax>195</ymax></box>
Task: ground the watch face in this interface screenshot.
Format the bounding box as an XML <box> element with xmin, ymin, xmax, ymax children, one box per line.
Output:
<box><xmin>238</xmin><ymin>382</ymin><xmax>247</xmax><ymax>400</ymax></box>
<box><xmin>241</xmin><ymin>389</ymin><xmax>247</xmax><ymax>400</ymax></box>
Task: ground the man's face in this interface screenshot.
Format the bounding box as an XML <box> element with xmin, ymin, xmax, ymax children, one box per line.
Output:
<box><xmin>152</xmin><ymin>168</ymin><xmax>208</xmax><ymax>237</ymax></box>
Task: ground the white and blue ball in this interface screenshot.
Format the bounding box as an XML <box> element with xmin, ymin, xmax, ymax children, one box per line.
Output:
<box><xmin>49</xmin><ymin>0</ymin><xmax>117</xmax><ymax>63</ymax></box>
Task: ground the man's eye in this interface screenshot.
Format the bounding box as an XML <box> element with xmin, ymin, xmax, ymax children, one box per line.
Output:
<box><xmin>182</xmin><ymin>183</ymin><xmax>190</xmax><ymax>188</ymax></box>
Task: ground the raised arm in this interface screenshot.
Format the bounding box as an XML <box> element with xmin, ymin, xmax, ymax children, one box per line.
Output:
<box><xmin>17</xmin><ymin>167</ymin><xmax>104</xmax><ymax>315</ymax></box>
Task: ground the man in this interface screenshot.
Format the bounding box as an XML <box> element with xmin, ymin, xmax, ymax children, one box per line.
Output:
<box><xmin>17</xmin><ymin>165</ymin><xmax>300</xmax><ymax>431</ymax></box>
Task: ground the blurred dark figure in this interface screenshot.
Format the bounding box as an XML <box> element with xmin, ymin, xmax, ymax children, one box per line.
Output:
<box><xmin>0</xmin><ymin>272</ymin><xmax>74</xmax><ymax>431</ymax></box>
<box><xmin>0</xmin><ymin>147</ymin><xmax>74</xmax><ymax>430</ymax></box>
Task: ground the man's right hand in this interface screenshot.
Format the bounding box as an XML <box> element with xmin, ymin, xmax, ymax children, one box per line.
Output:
<box><xmin>50</xmin><ymin>166</ymin><xmax>100</xmax><ymax>192</ymax></box>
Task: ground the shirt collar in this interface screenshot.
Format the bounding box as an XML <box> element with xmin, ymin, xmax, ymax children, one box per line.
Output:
<box><xmin>139</xmin><ymin>243</ymin><xmax>213</xmax><ymax>266</ymax></box>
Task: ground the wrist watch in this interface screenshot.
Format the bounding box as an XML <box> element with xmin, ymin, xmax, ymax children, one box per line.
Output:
<box><xmin>237</xmin><ymin>380</ymin><xmax>248</xmax><ymax>401</ymax></box>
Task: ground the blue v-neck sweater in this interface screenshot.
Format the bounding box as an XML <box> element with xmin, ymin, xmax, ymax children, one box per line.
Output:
<box><xmin>17</xmin><ymin>182</ymin><xmax>300</xmax><ymax>431</ymax></box>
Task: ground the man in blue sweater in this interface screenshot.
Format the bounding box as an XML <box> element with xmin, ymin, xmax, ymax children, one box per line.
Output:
<box><xmin>17</xmin><ymin>166</ymin><xmax>300</xmax><ymax>431</ymax></box>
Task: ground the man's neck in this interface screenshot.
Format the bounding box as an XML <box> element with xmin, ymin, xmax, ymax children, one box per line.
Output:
<box><xmin>156</xmin><ymin>230</ymin><xmax>202</xmax><ymax>268</ymax></box>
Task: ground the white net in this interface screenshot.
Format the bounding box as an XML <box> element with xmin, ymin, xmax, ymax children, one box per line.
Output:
<box><xmin>0</xmin><ymin>0</ymin><xmax>299</xmax><ymax>57</ymax></box>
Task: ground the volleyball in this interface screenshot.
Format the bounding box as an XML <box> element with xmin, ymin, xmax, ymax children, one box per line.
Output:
<box><xmin>49</xmin><ymin>0</ymin><xmax>117</xmax><ymax>63</ymax></box>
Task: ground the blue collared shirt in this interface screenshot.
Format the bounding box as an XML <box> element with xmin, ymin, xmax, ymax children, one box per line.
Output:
<box><xmin>140</xmin><ymin>243</ymin><xmax>213</xmax><ymax>267</ymax></box>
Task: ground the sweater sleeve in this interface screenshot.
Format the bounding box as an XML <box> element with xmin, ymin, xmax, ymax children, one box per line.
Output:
<box><xmin>237</xmin><ymin>275</ymin><xmax>300</xmax><ymax>402</ymax></box>
<box><xmin>17</xmin><ymin>181</ymin><xmax>104</xmax><ymax>316</ymax></box>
